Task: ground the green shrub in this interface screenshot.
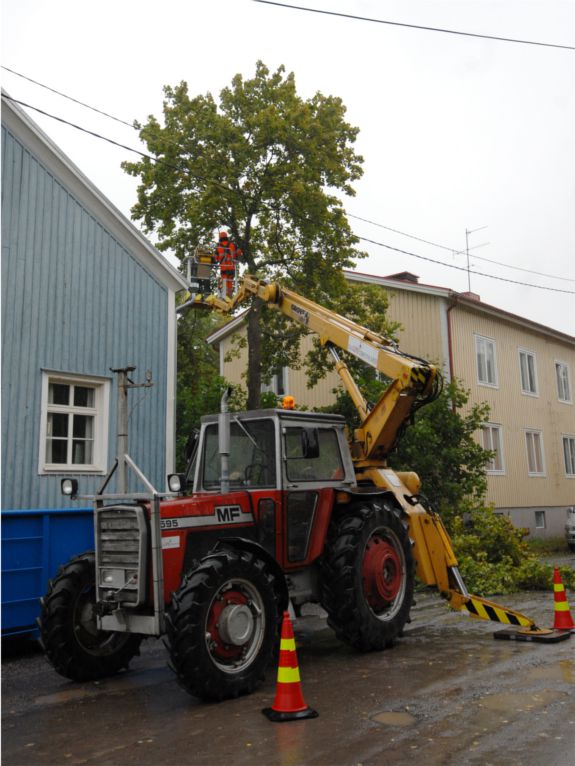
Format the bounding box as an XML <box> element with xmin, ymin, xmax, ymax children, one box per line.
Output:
<box><xmin>450</xmin><ymin>506</ymin><xmax>575</xmax><ymax>594</ymax></box>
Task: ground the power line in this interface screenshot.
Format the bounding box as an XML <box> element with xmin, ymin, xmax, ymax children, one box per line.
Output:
<box><xmin>348</xmin><ymin>213</ymin><xmax>575</xmax><ymax>284</ymax></box>
<box><xmin>357</xmin><ymin>235</ymin><xmax>575</xmax><ymax>295</ymax></box>
<box><xmin>4</xmin><ymin>92</ymin><xmax>574</xmax><ymax>296</ymax></box>
<box><xmin>253</xmin><ymin>1</ymin><xmax>575</xmax><ymax>51</ymax></box>
<box><xmin>1</xmin><ymin>65</ymin><xmax>135</xmax><ymax>128</ymax></box>
<box><xmin>1</xmin><ymin>93</ymin><xmax>239</xmax><ymax>198</ymax></box>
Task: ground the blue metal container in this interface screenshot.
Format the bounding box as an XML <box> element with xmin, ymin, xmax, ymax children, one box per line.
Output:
<box><xmin>1</xmin><ymin>508</ymin><xmax>93</xmax><ymax>637</ymax></box>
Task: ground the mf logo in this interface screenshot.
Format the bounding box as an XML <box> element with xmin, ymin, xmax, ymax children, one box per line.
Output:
<box><xmin>215</xmin><ymin>505</ymin><xmax>243</xmax><ymax>523</ymax></box>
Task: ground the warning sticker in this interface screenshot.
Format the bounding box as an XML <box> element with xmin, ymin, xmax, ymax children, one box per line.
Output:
<box><xmin>348</xmin><ymin>337</ymin><xmax>378</xmax><ymax>368</ymax></box>
<box><xmin>161</xmin><ymin>535</ymin><xmax>180</xmax><ymax>550</ymax></box>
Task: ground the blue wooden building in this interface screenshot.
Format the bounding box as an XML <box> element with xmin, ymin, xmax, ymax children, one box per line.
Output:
<box><xmin>1</xmin><ymin>96</ymin><xmax>187</xmax><ymax>634</ymax></box>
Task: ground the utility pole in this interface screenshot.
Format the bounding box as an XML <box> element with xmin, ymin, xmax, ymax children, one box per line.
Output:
<box><xmin>465</xmin><ymin>226</ymin><xmax>489</xmax><ymax>292</ymax></box>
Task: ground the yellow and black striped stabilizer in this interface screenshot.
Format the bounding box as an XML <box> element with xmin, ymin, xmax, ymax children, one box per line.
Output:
<box><xmin>463</xmin><ymin>595</ymin><xmax>534</xmax><ymax>627</ymax></box>
<box><xmin>449</xmin><ymin>591</ymin><xmax>534</xmax><ymax>628</ymax></box>
<box><xmin>449</xmin><ymin>591</ymin><xmax>571</xmax><ymax>642</ymax></box>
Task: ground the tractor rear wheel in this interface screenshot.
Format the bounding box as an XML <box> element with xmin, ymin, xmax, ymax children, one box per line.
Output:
<box><xmin>321</xmin><ymin>499</ymin><xmax>414</xmax><ymax>651</ymax></box>
<box><xmin>39</xmin><ymin>552</ymin><xmax>142</xmax><ymax>681</ymax></box>
<box><xmin>166</xmin><ymin>547</ymin><xmax>281</xmax><ymax>701</ymax></box>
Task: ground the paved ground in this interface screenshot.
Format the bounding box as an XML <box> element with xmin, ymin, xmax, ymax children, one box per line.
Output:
<box><xmin>2</xmin><ymin>580</ymin><xmax>574</xmax><ymax>766</ymax></box>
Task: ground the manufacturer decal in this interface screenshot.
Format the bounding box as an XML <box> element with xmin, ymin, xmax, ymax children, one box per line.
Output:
<box><xmin>160</xmin><ymin>505</ymin><xmax>253</xmax><ymax>531</ymax></box>
<box><xmin>291</xmin><ymin>304</ymin><xmax>309</xmax><ymax>325</ymax></box>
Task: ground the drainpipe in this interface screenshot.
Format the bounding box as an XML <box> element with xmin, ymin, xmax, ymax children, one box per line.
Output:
<box><xmin>446</xmin><ymin>296</ymin><xmax>457</xmax><ymax>412</ymax></box>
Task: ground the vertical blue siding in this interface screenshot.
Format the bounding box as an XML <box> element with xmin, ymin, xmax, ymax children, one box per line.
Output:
<box><xmin>1</xmin><ymin>125</ymin><xmax>170</xmax><ymax>510</ymax></box>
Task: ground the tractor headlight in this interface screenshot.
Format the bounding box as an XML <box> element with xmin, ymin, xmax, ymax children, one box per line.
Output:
<box><xmin>61</xmin><ymin>478</ymin><xmax>79</xmax><ymax>497</ymax></box>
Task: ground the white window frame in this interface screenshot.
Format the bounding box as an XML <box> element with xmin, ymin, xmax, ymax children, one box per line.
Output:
<box><xmin>525</xmin><ymin>429</ymin><xmax>546</xmax><ymax>477</ymax></box>
<box><xmin>555</xmin><ymin>360</ymin><xmax>572</xmax><ymax>404</ymax></box>
<box><xmin>261</xmin><ymin>366</ymin><xmax>289</xmax><ymax>397</ymax></box>
<box><xmin>534</xmin><ymin>510</ymin><xmax>546</xmax><ymax>529</ymax></box>
<box><xmin>482</xmin><ymin>423</ymin><xmax>505</xmax><ymax>474</ymax></box>
<box><xmin>563</xmin><ymin>434</ymin><xmax>575</xmax><ymax>477</ymax></box>
<box><xmin>518</xmin><ymin>348</ymin><xmax>538</xmax><ymax>397</ymax></box>
<box><xmin>475</xmin><ymin>334</ymin><xmax>498</xmax><ymax>388</ymax></box>
<box><xmin>39</xmin><ymin>371</ymin><xmax>110</xmax><ymax>474</ymax></box>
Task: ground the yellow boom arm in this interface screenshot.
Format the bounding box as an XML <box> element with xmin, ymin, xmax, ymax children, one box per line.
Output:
<box><xmin>187</xmin><ymin>273</ymin><xmax>542</xmax><ymax>634</ymax></box>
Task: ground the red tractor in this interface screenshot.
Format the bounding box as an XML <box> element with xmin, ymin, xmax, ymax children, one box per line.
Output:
<box><xmin>40</xmin><ymin>277</ymin><xmax>540</xmax><ymax>701</ymax></box>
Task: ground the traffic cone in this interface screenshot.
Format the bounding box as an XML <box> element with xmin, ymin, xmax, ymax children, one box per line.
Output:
<box><xmin>262</xmin><ymin>611</ymin><xmax>319</xmax><ymax>722</ymax></box>
<box><xmin>552</xmin><ymin>568</ymin><xmax>575</xmax><ymax>631</ymax></box>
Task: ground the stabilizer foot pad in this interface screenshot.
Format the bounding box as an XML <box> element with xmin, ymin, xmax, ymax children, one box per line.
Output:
<box><xmin>494</xmin><ymin>627</ymin><xmax>572</xmax><ymax>643</ymax></box>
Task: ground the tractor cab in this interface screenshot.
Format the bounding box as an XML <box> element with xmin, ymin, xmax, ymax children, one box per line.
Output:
<box><xmin>185</xmin><ymin>408</ymin><xmax>355</xmax><ymax>495</ymax></box>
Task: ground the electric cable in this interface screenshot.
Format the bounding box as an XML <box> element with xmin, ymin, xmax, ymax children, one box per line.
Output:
<box><xmin>253</xmin><ymin>1</ymin><xmax>575</xmax><ymax>51</ymax></box>
<box><xmin>356</xmin><ymin>235</ymin><xmax>575</xmax><ymax>294</ymax></box>
<box><xmin>1</xmin><ymin>65</ymin><xmax>134</xmax><ymax>127</ymax></box>
<box><xmin>4</xmin><ymin>92</ymin><xmax>574</xmax><ymax>296</ymax></box>
<box><xmin>348</xmin><ymin>214</ymin><xmax>575</xmax><ymax>283</ymax></box>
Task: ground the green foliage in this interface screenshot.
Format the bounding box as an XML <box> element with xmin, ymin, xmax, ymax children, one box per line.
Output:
<box><xmin>451</xmin><ymin>508</ymin><xmax>575</xmax><ymax>594</ymax></box>
<box><xmin>388</xmin><ymin>378</ymin><xmax>491</xmax><ymax>516</ymax></box>
<box><xmin>123</xmin><ymin>61</ymin><xmax>365</xmax><ymax>405</ymax></box>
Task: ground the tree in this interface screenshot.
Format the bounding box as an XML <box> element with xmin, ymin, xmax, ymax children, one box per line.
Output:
<box><xmin>123</xmin><ymin>61</ymin><xmax>364</xmax><ymax>407</ymax></box>
<box><xmin>388</xmin><ymin>379</ymin><xmax>492</xmax><ymax>521</ymax></box>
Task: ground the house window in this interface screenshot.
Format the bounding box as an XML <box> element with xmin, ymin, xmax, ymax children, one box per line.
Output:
<box><xmin>563</xmin><ymin>435</ymin><xmax>575</xmax><ymax>476</ymax></box>
<box><xmin>482</xmin><ymin>424</ymin><xmax>504</xmax><ymax>473</ymax></box>
<box><xmin>40</xmin><ymin>372</ymin><xmax>110</xmax><ymax>473</ymax></box>
<box><xmin>534</xmin><ymin>510</ymin><xmax>546</xmax><ymax>529</ymax></box>
<box><xmin>475</xmin><ymin>335</ymin><xmax>498</xmax><ymax>387</ymax></box>
<box><xmin>519</xmin><ymin>349</ymin><xmax>538</xmax><ymax>395</ymax></box>
<box><xmin>525</xmin><ymin>430</ymin><xmax>545</xmax><ymax>476</ymax></box>
<box><xmin>556</xmin><ymin>362</ymin><xmax>572</xmax><ymax>403</ymax></box>
<box><xmin>262</xmin><ymin>365</ymin><xmax>288</xmax><ymax>397</ymax></box>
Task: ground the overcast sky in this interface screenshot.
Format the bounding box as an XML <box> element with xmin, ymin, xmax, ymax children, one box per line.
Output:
<box><xmin>2</xmin><ymin>0</ymin><xmax>574</xmax><ymax>335</ymax></box>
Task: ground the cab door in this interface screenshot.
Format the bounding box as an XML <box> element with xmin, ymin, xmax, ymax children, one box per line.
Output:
<box><xmin>281</xmin><ymin>425</ymin><xmax>346</xmax><ymax>568</ymax></box>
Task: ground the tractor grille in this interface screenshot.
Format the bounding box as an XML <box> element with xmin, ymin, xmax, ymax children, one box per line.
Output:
<box><xmin>96</xmin><ymin>506</ymin><xmax>148</xmax><ymax>606</ymax></box>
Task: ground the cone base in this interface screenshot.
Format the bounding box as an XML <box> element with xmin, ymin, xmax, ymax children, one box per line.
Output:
<box><xmin>262</xmin><ymin>706</ymin><xmax>319</xmax><ymax>722</ymax></box>
<box><xmin>494</xmin><ymin>627</ymin><xmax>572</xmax><ymax>643</ymax></box>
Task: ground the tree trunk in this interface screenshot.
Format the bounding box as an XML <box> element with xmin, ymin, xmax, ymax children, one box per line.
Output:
<box><xmin>246</xmin><ymin>299</ymin><xmax>262</xmax><ymax>409</ymax></box>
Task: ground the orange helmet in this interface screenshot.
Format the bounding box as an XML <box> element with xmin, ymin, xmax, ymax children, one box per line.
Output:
<box><xmin>219</xmin><ymin>231</ymin><xmax>229</xmax><ymax>241</ymax></box>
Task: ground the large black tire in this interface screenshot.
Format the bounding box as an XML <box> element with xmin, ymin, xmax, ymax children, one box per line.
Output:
<box><xmin>165</xmin><ymin>547</ymin><xmax>281</xmax><ymax>701</ymax></box>
<box><xmin>39</xmin><ymin>552</ymin><xmax>142</xmax><ymax>682</ymax></box>
<box><xmin>321</xmin><ymin>499</ymin><xmax>414</xmax><ymax>651</ymax></box>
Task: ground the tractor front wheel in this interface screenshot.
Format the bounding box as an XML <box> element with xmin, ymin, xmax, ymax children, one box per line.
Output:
<box><xmin>39</xmin><ymin>552</ymin><xmax>142</xmax><ymax>681</ymax></box>
<box><xmin>321</xmin><ymin>499</ymin><xmax>414</xmax><ymax>651</ymax></box>
<box><xmin>166</xmin><ymin>547</ymin><xmax>281</xmax><ymax>701</ymax></box>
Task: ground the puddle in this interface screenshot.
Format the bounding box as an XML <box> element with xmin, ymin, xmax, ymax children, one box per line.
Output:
<box><xmin>35</xmin><ymin>688</ymin><xmax>96</xmax><ymax>706</ymax></box>
<box><xmin>478</xmin><ymin>688</ymin><xmax>567</xmax><ymax>714</ymax></box>
<box><xmin>372</xmin><ymin>711</ymin><xmax>417</xmax><ymax>727</ymax></box>
<box><xmin>527</xmin><ymin>660</ymin><xmax>574</xmax><ymax>685</ymax></box>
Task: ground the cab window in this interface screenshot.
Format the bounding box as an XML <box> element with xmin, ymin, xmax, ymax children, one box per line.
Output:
<box><xmin>202</xmin><ymin>419</ymin><xmax>276</xmax><ymax>489</ymax></box>
<box><xmin>284</xmin><ymin>427</ymin><xmax>344</xmax><ymax>482</ymax></box>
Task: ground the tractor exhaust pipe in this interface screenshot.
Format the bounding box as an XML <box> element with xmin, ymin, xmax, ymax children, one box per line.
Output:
<box><xmin>219</xmin><ymin>387</ymin><xmax>232</xmax><ymax>494</ymax></box>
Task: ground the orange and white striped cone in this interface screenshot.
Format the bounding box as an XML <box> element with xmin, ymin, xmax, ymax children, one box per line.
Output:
<box><xmin>262</xmin><ymin>611</ymin><xmax>319</xmax><ymax>722</ymax></box>
<box><xmin>552</xmin><ymin>567</ymin><xmax>575</xmax><ymax>632</ymax></box>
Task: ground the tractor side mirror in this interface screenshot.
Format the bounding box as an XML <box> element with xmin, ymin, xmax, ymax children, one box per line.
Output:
<box><xmin>301</xmin><ymin>428</ymin><xmax>320</xmax><ymax>459</ymax></box>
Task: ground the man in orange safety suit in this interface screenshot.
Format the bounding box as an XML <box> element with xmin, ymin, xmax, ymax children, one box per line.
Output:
<box><xmin>215</xmin><ymin>231</ymin><xmax>241</xmax><ymax>298</ymax></box>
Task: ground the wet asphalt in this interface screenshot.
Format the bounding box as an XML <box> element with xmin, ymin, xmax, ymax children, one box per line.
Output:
<box><xmin>2</xmin><ymin>563</ymin><xmax>575</xmax><ymax>766</ymax></box>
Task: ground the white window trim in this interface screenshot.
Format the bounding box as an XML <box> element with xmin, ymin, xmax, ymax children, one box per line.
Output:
<box><xmin>518</xmin><ymin>347</ymin><xmax>539</xmax><ymax>397</ymax></box>
<box><xmin>534</xmin><ymin>510</ymin><xmax>546</xmax><ymax>529</ymax></box>
<box><xmin>524</xmin><ymin>428</ymin><xmax>546</xmax><ymax>477</ymax></box>
<box><xmin>562</xmin><ymin>433</ymin><xmax>575</xmax><ymax>478</ymax></box>
<box><xmin>555</xmin><ymin>359</ymin><xmax>572</xmax><ymax>404</ymax></box>
<box><xmin>39</xmin><ymin>370</ymin><xmax>110</xmax><ymax>474</ymax></box>
<box><xmin>474</xmin><ymin>333</ymin><xmax>499</xmax><ymax>389</ymax></box>
<box><xmin>482</xmin><ymin>423</ymin><xmax>505</xmax><ymax>475</ymax></box>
